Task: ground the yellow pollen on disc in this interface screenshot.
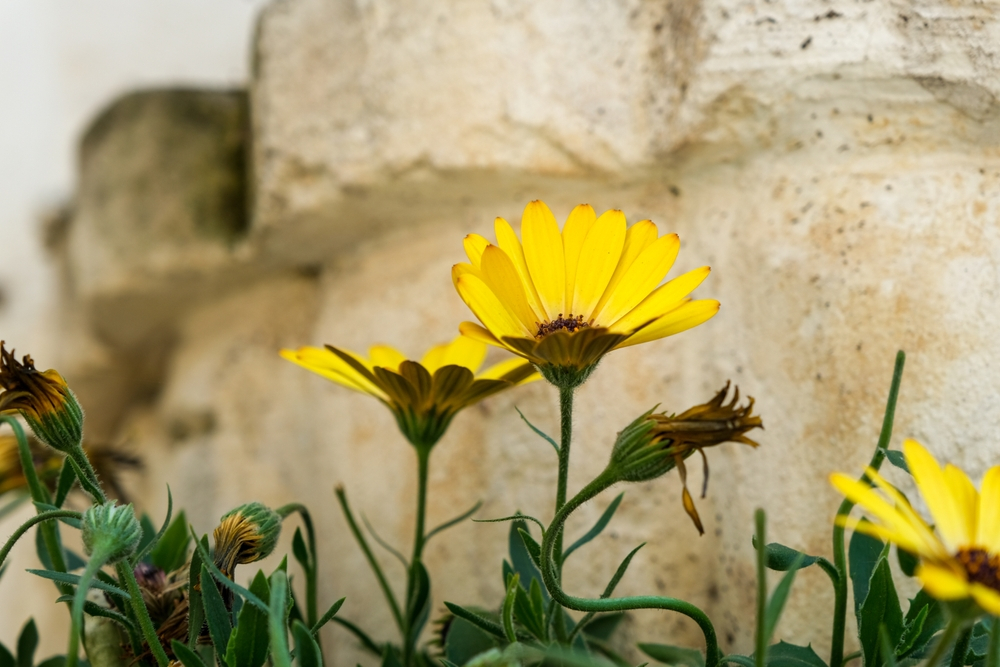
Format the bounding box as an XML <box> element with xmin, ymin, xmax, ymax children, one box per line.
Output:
<box><xmin>957</xmin><ymin>548</ymin><xmax>1000</xmax><ymax>591</ymax></box>
<box><xmin>535</xmin><ymin>314</ymin><xmax>591</xmax><ymax>338</ymax></box>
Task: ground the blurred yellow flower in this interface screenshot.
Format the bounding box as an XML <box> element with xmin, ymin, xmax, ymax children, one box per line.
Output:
<box><xmin>452</xmin><ymin>201</ymin><xmax>718</xmax><ymax>384</ymax></box>
<box><xmin>831</xmin><ymin>439</ymin><xmax>1000</xmax><ymax>615</ymax></box>
<box><xmin>281</xmin><ymin>335</ymin><xmax>537</xmax><ymax>448</ymax></box>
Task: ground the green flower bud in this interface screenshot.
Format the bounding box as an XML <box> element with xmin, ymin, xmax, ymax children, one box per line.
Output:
<box><xmin>213</xmin><ymin>501</ymin><xmax>282</xmax><ymax>578</ymax></box>
<box><xmin>82</xmin><ymin>501</ymin><xmax>142</xmax><ymax>564</ymax></box>
<box><xmin>0</xmin><ymin>342</ymin><xmax>84</xmax><ymax>454</ymax></box>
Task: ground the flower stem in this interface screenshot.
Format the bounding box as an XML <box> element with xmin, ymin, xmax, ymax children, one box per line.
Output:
<box><xmin>276</xmin><ymin>503</ymin><xmax>319</xmax><ymax>628</ymax></box>
<box><xmin>116</xmin><ymin>560</ymin><xmax>170</xmax><ymax>667</ymax></box>
<box><xmin>755</xmin><ymin>509</ymin><xmax>767</xmax><ymax>667</ymax></box>
<box><xmin>540</xmin><ymin>469</ymin><xmax>722</xmax><ymax>667</ymax></box>
<box><xmin>403</xmin><ymin>446</ymin><xmax>431</xmax><ymax>667</ymax></box>
<box><xmin>830</xmin><ymin>351</ymin><xmax>904</xmax><ymax>667</ymax></box>
<box><xmin>0</xmin><ymin>509</ymin><xmax>81</xmax><ymax>570</ymax></box>
<box><xmin>554</xmin><ymin>384</ymin><xmax>574</xmax><ymax>577</ymax></box>
<box><xmin>987</xmin><ymin>617</ymin><xmax>1000</xmax><ymax>667</ymax></box>
<box><xmin>67</xmin><ymin>556</ymin><xmax>105</xmax><ymax>667</ymax></box>
<box><xmin>925</xmin><ymin>618</ymin><xmax>963</xmax><ymax>667</ymax></box>
<box><xmin>950</xmin><ymin>627</ymin><xmax>973</xmax><ymax>667</ymax></box>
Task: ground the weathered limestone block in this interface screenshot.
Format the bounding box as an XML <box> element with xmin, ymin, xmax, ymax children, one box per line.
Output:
<box><xmin>69</xmin><ymin>89</ymin><xmax>251</xmax><ymax>348</ymax></box>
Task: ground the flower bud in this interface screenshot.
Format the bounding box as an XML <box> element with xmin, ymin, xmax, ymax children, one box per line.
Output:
<box><xmin>0</xmin><ymin>342</ymin><xmax>84</xmax><ymax>454</ymax></box>
<box><xmin>212</xmin><ymin>501</ymin><xmax>282</xmax><ymax>578</ymax></box>
<box><xmin>82</xmin><ymin>501</ymin><xmax>142</xmax><ymax>564</ymax></box>
<box><xmin>609</xmin><ymin>382</ymin><xmax>763</xmax><ymax>534</ymax></box>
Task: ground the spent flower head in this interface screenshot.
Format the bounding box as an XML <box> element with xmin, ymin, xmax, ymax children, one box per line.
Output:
<box><xmin>281</xmin><ymin>335</ymin><xmax>537</xmax><ymax>449</ymax></box>
<box><xmin>831</xmin><ymin>439</ymin><xmax>1000</xmax><ymax>618</ymax></box>
<box><xmin>610</xmin><ymin>383</ymin><xmax>762</xmax><ymax>534</ymax></box>
<box><xmin>213</xmin><ymin>501</ymin><xmax>282</xmax><ymax>578</ymax></box>
<box><xmin>452</xmin><ymin>201</ymin><xmax>719</xmax><ymax>388</ymax></box>
<box><xmin>0</xmin><ymin>342</ymin><xmax>84</xmax><ymax>454</ymax></box>
<box><xmin>82</xmin><ymin>501</ymin><xmax>142</xmax><ymax>564</ymax></box>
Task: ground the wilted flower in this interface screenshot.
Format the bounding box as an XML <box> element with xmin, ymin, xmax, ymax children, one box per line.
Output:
<box><xmin>610</xmin><ymin>383</ymin><xmax>762</xmax><ymax>534</ymax></box>
<box><xmin>0</xmin><ymin>342</ymin><xmax>84</xmax><ymax>454</ymax></box>
<box><xmin>212</xmin><ymin>501</ymin><xmax>282</xmax><ymax>578</ymax></box>
<box><xmin>82</xmin><ymin>501</ymin><xmax>142</xmax><ymax>564</ymax></box>
<box><xmin>0</xmin><ymin>435</ymin><xmax>141</xmax><ymax>500</ymax></box>
<box><xmin>281</xmin><ymin>335</ymin><xmax>536</xmax><ymax>449</ymax></box>
<box><xmin>831</xmin><ymin>439</ymin><xmax>1000</xmax><ymax>617</ymax></box>
<box><xmin>452</xmin><ymin>201</ymin><xmax>719</xmax><ymax>388</ymax></box>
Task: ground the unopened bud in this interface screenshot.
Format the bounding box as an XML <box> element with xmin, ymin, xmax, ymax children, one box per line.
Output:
<box><xmin>82</xmin><ymin>501</ymin><xmax>142</xmax><ymax>564</ymax></box>
<box><xmin>213</xmin><ymin>501</ymin><xmax>282</xmax><ymax>578</ymax></box>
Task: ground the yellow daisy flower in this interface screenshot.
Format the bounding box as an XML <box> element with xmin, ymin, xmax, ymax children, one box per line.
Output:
<box><xmin>830</xmin><ymin>439</ymin><xmax>1000</xmax><ymax>616</ymax></box>
<box><xmin>281</xmin><ymin>335</ymin><xmax>537</xmax><ymax>448</ymax></box>
<box><xmin>452</xmin><ymin>200</ymin><xmax>719</xmax><ymax>387</ymax></box>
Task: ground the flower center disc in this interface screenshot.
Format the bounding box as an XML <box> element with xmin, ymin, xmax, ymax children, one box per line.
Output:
<box><xmin>957</xmin><ymin>548</ymin><xmax>1000</xmax><ymax>591</ymax></box>
<box><xmin>536</xmin><ymin>314</ymin><xmax>590</xmax><ymax>338</ymax></box>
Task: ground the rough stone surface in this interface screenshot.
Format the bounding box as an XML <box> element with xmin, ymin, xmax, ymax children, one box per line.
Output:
<box><xmin>5</xmin><ymin>0</ymin><xmax>1000</xmax><ymax>664</ymax></box>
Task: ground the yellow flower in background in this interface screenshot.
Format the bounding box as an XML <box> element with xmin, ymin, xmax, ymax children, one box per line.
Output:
<box><xmin>281</xmin><ymin>335</ymin><xmax>537</xmax><ymax>448</ymax></box>
<box><xmin>452</xmin><ymin>200</ymin><xmax>719</xmax><ymax>387</ymax></box>
<box><xmin>831</xmin><ymin>439</ymin><xmax>1000</xmax><ymax>615</ymax></box>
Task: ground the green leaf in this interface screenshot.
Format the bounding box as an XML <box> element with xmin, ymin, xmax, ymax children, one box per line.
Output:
<box><xmin>879</xmin><ymin>625</ymin><xmax>898</xmax><ymax>667</ymax></box>
<box><xmin>765</xmin><ymin>554</ymin><xmax>805</xmax><ymax>642</ymax></box>
<box><xmin>53</xmin><ymin>459</ymin><xmax>75</xmax><ymax>508</ymax></box>
<box><xmin>763</xmin><ymin>642</ymin><xmax>827</xmax><ymax>667</ymax></box>
<box><xmin>895</xmin><ymin>547</ymin><xmax>918</xmax><ymax>578</ymax></box>
<box><xmin>172</xmin><ymin>641</ymin><xmax>208</xmax><ymax>667</ymax></box>
<box><xmin>0</xmin><ymin>640</ymin><xmax>15</xmax><ymax>667</ymax></box>
<box><xmin>444</xmin><ymin>615</ymin><xmax>498</xmax><ymax>666</ymax></box>
<box><xmin>638</xmin><ymin>643</ymin><xmax>704</xmax><ymax>667</ymax></box>
<box><xmin>848</xmin><ymin>524</ymin><xmax>885</xmax><ymax>615</ymax></box>
<box><xmin>379</xmin><ymin>646</ymin><xmax>403</xmax><ymax>667</ymax></box>
<box><xmin>268</xmin><ymin>570</ymin><xmax>292</xmax><ymax>667</ymax></box>
<box><xmin>64</xmin><ymin>550</ymin><xmax>86</xmax><ymax>572</ymax></box>
<box><xmin>507</xmin><ymin>520</ymin><xmax>546</xmax><ymax>603</ymax></box>
<box><xmin>856</xmin><ymin>545</ymin><xmax>903</xmax><ymax>667</ymax></box>
<box><xmin>581</xmin><ymin>613</ymin><xmax>625</xmax><ymax>642</ymax></box>
<box><xmin>54</xmin><ymin>596</ymin><xmax>136</xmax><ymax>631</ymax></box>
<box><xmin>150</xmin><ymin>509</ymin><xmax>189</xmax><ymax>572</ymax></box>
<box><xmin>134</xmin><ymin>488</ymin><xmax>174</xmax><ymax>566</ymax></box>
<box><xmin>292</xmin><ymin>621</ymin><xmax>323</xmax><ymax>667</ymax></box>
<box><xmin>292</xmin><ymin>528</ymin><xmax>310</xmax><ymax>571</ymax></box>
<box><xmin>879</xmin><ymin>449</ymin><xmax>910</xmax><ymax>474</ymax></box>
<box><xmin>752</xmin><ymin>538</ymin><xmax>820</xmax><ymax>572</ymax></box>
<box><xmin>515</xmin><ymin>407</ymin><xmax>559</xmax><ymax>453</ymax></box>
<box><xmin>426</xmin><ymin>501</ymin><xmax>483</xmax><ymax>543</ymax></box>
<box><xmin>512</xmin><ymin>578</ymin><xmax>547</xmax><ymax>642</ymax></box>
<box><xmin>564</xmin><ymin>493</ymin><xmax>624</xmax><ymax>562</ymax></box>
<box><xmin>406</xmin><ymin>561</ymin><xmax>432</xmax><ymax>640</ymax></box>
<box><xmin>330</xmin><ymin>618</ymin><xmax>382</xmax><ymax>657</ymax></box>
<box><xmin>226</xmin><ymin>570</ymin><xmax>271</xmax><ymax>667</ymax></box>
<box><xmin>310</xmin><ymin>597</ymin><xmax>346</xmax><ymax>635</ymax></box>
<box><xmin>34</xmin><ymin>658</ymin><xmax>65</xmax><ymax>667</ymax></box>
<box><xmin>187</xmin><ymin>536</ymin><xmax>208</xmax><ymax>648</ymax></box>
<box><xmin>192</xmin><ymin>529</ymin><xmax>269</xmax><ymax>612</ymax></box>
<box><xmin>137</xmin><ymin>513</ymin><xmax>157</xmax><ymax>556</ymax></box>
<box><xmin>26</xmin><ymin>569</ymin><xmax>129</xmax><ymax>598</ymax></box>
<box><xmin>894</xmin><ymin>603</ymin><xmax>929</xmax><ymax>658</ymax></box>
<box><xmin>516</xmin><ymin>529</ymin><xmax>542</xmax><ymax>571</ymax></box>
<box><xmin>201</xmin><ymin>564</ymin><xmax>233</xmax><ymax>662</ymax></box>
<box><xmin>443</xmin><ymin>602</ymin><xmax>507</xmax><ymax>640</ymax></box>
<box><xmin>16</xmin><ymin>620</ymin><xmax>37</xmax><ymax>667</ymax></box>
<box><xmin>501</xmin><ymin>573</ymin><xmax>520</xmax><ymax>643</ymax></box>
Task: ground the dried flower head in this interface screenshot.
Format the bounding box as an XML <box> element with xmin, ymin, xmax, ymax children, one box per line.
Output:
<box><xmin>213</xmin><ymin>501</ymin><xmax>282</xmax><ymax>578</ymax></box>
<box><xmin>0</xmin><ymin>342</ymin><xmax>84</xmax><ymax>454</ymax></box>
<box><xmin>610</xmin><ymin>382</ymin><xmax>763</xmax><ymax>534</ymax></box>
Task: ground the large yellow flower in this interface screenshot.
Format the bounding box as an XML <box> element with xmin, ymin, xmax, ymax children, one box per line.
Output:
<box><xmin>452</xmin><ymin>201</ymin><xmax>719</xmax><ymax>386</ymax></box>
<box><xmin>281</xmin><ymin>336</ymin><xmax>536</xmax><ymax>448</ymax></box>
<box><xmin>831</xmin><ymin>439</ymin><xmax>1000</xmax><ymax>615</ymax></box>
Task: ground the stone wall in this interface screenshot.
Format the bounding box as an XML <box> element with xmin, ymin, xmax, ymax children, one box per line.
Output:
<box><xmin>6</xmin><ymin>0</ymin><xmax>1000</xmax><ymax>664</ymax></box>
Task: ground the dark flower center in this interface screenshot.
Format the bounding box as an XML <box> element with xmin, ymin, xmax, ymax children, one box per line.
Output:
<box><xmin>957</xmin><ymin>548</ymin><xmax>1000</xmax><ymax>591</ymax></box>
<box><xmin>536</xmin><ymin>314</ymin><xmax>590</xmax><ymax>338</ymax></box>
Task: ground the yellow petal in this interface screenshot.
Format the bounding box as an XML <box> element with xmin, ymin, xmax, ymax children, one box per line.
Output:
<box><xmin>455</xmin><ymin>274</ymin><xmax>532</xmax><ymax>339</ymax></box>
<box><xmin>464</xmin><ymin>234</ymin><xmax>490</xmax><ymax>267</ymax></box>
<box><xmin>458</xmin><ymin>321</ymin><xmax>505</xmax><ymax>349</ymax></box>
<box><xmin>369</xmin><ymin>345</ymin><xmax>407</xmax><ymax>371</ymax></box>
<box><xmin>478</xmin><ymin>357</ymin><xmax>537</xmax><ymax>383</ymax></box>
<box><xmin>561</xmin><ymin>204</ymin><xmax>597</xmax><ymax>307</ymax></box>
<box><xmin>944</xmin><ymin>463</ymin><xmax>978</xmax><ymax>547</ymax></box>
<box><xmin>571</xmin><ymin>209</ymin><xmax>627</xmax><ymax>318</ymax></box>
<box><xmin>591</xmin><ymin>221</ymin><xmax>662</xmax><ymax>319</ymax></box>
<box><xmin>280</xmin><ymin>347</ymin><xmax>386</xmax><ymax>400</ymax></box>
<box><xmin>480</xmin><ymin>245</ymin><xmax>544</xmax><ymax>331</ymax></box>
<box><xmin>520</xmin><ymin>201</ymin><xmax>565</xmax><ymax>319</ymax></box>
<box><xmin>593</xmin><ymin>232</ymin><xmax>681</xmax><ymax>326</ymax></box>
<box><xmin>977</xmin><ymin>466</ymin><xmax>1000</xmax><ymax>552</ymax></box>
<box><xmin>422</xmin><ymin>335</ymin><xmax>488</xmax><ymax>374</ymax></box>
<box><xmin>971</xmin><ymin>584</ymin><xmax>1000</xmax><ymax>616</ymax></box>
<box><xmin>452</xmin><ymin>263</ymin><xmax>481</xmax><ymax>287</ymax></box>
<box><xmin>616</xmin><ymin>299</ymin><xmax>719</xmax><ymax>348</ymax></box>
<box><xmin>495</xmin><ymin>216</ymin><xmax>547</xmax><ymax>319</ymax></box>
<box><xmin>861</xmin><ymin>465</ymin><xmax>952</xmax><ymax>559</ymax></box>
<box><xmin>610</xmin><ymin>266</ymin><xmax>711</xmax><ymax>334</ymax></box>
<box><xmin>837</xmin><ymin>516</ymin><xmax>929</xmax><ymax>557</ymax></box>
<box><xmin>905</xmin><ymin>439</ymin><xmax>967</xmax><ymax>553</ymax></box>
<box><xmin>916</xmin><ymin>562</ymin><xmax>971</xmax><ymax>600</ymax></box>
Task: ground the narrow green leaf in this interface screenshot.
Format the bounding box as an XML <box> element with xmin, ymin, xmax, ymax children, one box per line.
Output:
<box><xmin>879</xmin><ymin>449</ymin><xmax>910</xmax><ymax>474</ymax></box>
<box><xmin>226</xmin><ymin>570</ymin><xmax>271</xmax><ymax>667</ymax></box>
<box><xmin>895</xmin><ymin>547</ymin><xmax>918</xmax><ymax>578</ymax></box>
<box><xmin>894</xmin><ymin>604</ymin><xmax>928</xmax><ymax>658</ymax></box>
<box><xmin>191</xmin><ymin>529</ymin><xmax>268</xmax><ymax>611</ymax></box>
<box><xmin>443</xmin><ymin>615</ymin><xmax>498</xmax><ymax>666</ymax></box>
<box><xmin>765</xmin><ymin>554</ymin><xmax>805</xmax><ymax>642</ymax></box>
<box><xmin>638</xmin><ymin>643</ymin><xmax>704</xmax><ymax>667</ymax></box>
<box><xmin>762</xmin><ymin>642</ymin><xmax>827</xmax><ymax>667</ymax></box>
<box><xmin>34</xmin><ymin>658</ymin><xmax>65</xmax><ymax>667</ymax></box>
<box><xmin>150</xmin><ymin>508</ymin><xmax>189</xmax><ymax>572</ymax></box>
<box><xmin>507</xmin><ymin>520</ymin><xmax>547</xmax><ymax>604</ymax></box>
<box><xmin>293</xmin><ymin>621</ymin><xmax>323</xmax><ymax>667</ymax></box>
<box><xmin>268</xmin><ymin>570</ymin><xmax>292</xmax><ymax>667</ymax></box>
<box><xmin>26</xmin><ymin>569</ymin><xmax>129</xmax><ymax>598</ymax></box>
<box><xmin>516</xmin><ymin>528</ymin><xmax>542</xmax><ymax>571</ymax></box>
<box><xmin>848</xmin><ymin>524</ymin><xmax>885</xmax><ymax>615</ymax></box>
<box><xmin>172</xmin><ymin>641</ymin><xmax>207</xmax><ymax>667</ymax></box>
<box><xmin>379</xmin><ymin>646</ymin><xmax>403</xmax><ymax>667</ymax></box>
<box><xmin>426</xmin><ymin>501</ymin><xmax>483</xmax><ymax>543</ymax></box>
<box><xmin>406</xmin><ymin>561</ymin><xmax>432</xmax><ymax>640</ymax></box>
<box><xmin>53</xmin><ymin>459</ymin><xmax>75</xmax><ymax>508</ymax></box>
<box><xmin>878</xmin><ymin>625</ymin><xmax>898</xmax><ymax>667</ymax></box>
<box><xmin>857</xmin><ymin>546</ymin><xmax>903</xmax><ymax>667</ymax></box>
<box><xmin>292</xmin><ymin>528</ymin><xmax>310</xmax><ymax>570</ymax></box>
<box><xmin>474</xmin><ymin>513</ymin><xmax>546</xmax><ymax>533</ymax></box>
<box><xmin>330</xmin><ymin>618</ymin><xmax>382</xmax><ymax>657</ymax></box>
<box><xmin>16</xmin><ymin>620</ymin><xmax>37</xmax><ymax>667</ymax></box>
<box><xmin>310</xmin><ymin>597</ymin><xmax>346</xmax><ymax>636</ymax></box>
<box><xmin>201</xmin><ymin>564</ymin><xmax>233</xmax><ymax>662</ymax></box>
<box><xmin>187</xmin><ymin>536</ymin><xmax>207</xmax><ymax>648</ymax></box>
<box><xmin>0</xmin><ymin>641</ymin><xmax>14</xmax><ymax>667</ymax></box>
<box><xmin>443</xmin><ymin>602</ymin><xmax>507</xmax><ymax>640</ymax></box>
<box><xmin>134</xmin><ymin>488</ymin><xmax>174</xmax><ymax>566</ymax></box>
<box><xmin>515</xmin><ymin>407</ymin><xmax>559</xmax><ymax>453</ymax></box>
<box><xmin>54</xmin><ymin>596</ymin><xmax>136</xmax><ymax>631</ymax></box>
<box><xmin>137</xmin><ymin>513</ymin><xmax>157</xmax><ymax>556</ymax></box>
<box><xmin>501</xmin><ymin>573</ymin><xmax>520</xmax><ymax>643</ymax></box>
<box><xmin>752</xmin><ymin>538</ymin><xmax>820</xmax><ymax>572</ymax></box>
<box><xmin>563</xmin><ymin>493</ymin><xmax>624</xmax><ymax>562</ymax></box>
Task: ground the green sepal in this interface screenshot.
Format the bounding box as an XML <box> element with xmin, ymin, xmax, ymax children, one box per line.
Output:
<box><xmin>638</xmin><ymin>643</ymin><xmax>704</xmax><ymax>667</ymax></box>
<box><xmin>15</xmin><ymin>620</ymin><xmax>37</xmax><ymax>667</ymax></box>
<box><xmin>226</xmin><ymin>570</ymin><xmax>271</xmax><ymax>667</ymax></box>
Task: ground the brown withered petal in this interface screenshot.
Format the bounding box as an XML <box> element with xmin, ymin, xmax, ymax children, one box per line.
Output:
<box><xmin>0</xmin><ymin>342</ymin><xmax>72</xmax><ymax>421</ymax></box>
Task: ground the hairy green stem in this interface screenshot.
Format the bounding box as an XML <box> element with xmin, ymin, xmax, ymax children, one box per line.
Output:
<box><xmin>925</xmin><ymin>618</ymin><xmax>963</xmax><ymax>667</ymax></box>
<box><xmin>754</xmin><ymin>510</ymin><xmax>767</xmax><ymax>667</ymax></box>
<box><xmin>116</xmin><ymin>560</ymin><xmax>170</xmax><ymax>667</ymax></box>
<box><xmin>276</xmin><ymin>503</ymin><xmax>319</xmax><ymax>628</ymax></box>
<box><xmin>67</xmin><ymin>556</ymin><xmax>106</xmax><ymax>667</ymax></box>
<box><xmin>0</xmin><ymin>509</ymin><xmax>81</xmax><ymax>570</ymax></box>
<box><xmin>334</xmin><ymin>486</ymin><xmax>405</xmax><ymax>631</ymax></box>
<box><xmin>403</xmin><ymin>446</ymin><xmax>431</xmax><ymax>667</ymax></box>
<box><xmin>540</xmin><ymin>469</ymin><xmax>721</xmax><ymax>667</ymax></box>
<box><xmin>554</xmin><ymin>385</ymin><xmax>574</xmax><ymax>577</ymax></box>
<box><xmin>830</xmin><ymin>351</ymin><xmax>904</xmax><ymax>667</ymax></box>
<box><xmin>950</xmin><ymin>627</ymin><xmax>972</xmax><ymax>667</ymax></box>
<box><xmin>269</xmin><ymin>570</ymin><xmax>293</xmax><ymax>667</ymax></box>
<box><xmin>987</xmin><ymin>617</ymin><xmax>1000</xmax><ymax>667</ymax></box>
